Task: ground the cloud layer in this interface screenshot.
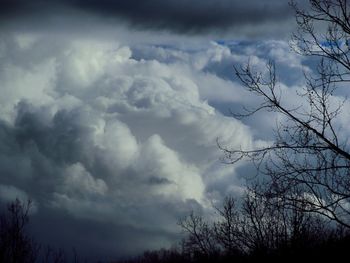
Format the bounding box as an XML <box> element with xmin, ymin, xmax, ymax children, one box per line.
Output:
<box><xmin>0</xmin><ymin>33</ymin><xmax>242</xmax><ymax>259</ymax></box>
<box><xmin>0</xmin><ymin>0</ymin><xmax>298</xmax><ymax>37</ymax></box>
<box><xmin>0</xmin><ymin>28</ymin><xmax>322</xmax><ymax>260</ymax></box>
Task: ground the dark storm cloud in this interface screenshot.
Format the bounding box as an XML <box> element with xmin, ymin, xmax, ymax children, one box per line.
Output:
<box><xmin>0</xmin><ymin>0</ymin><xmax>295</xmax><ymax>34</ymax></box>
<box><xmin>72</xmin><ymin>0</ymin><xmax>293</xmax><ymax>33</ymax></box>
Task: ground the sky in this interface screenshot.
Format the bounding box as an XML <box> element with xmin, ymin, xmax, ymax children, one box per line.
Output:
<box><xmin>1</xmin><ymin>0</ymin><xmax>346</xmax><ymax>261</ymax></box>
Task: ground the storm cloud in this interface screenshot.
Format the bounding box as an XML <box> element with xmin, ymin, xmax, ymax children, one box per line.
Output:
<box><xmin>0</xmin><ymin>33</ymin><xmax>243</xmax><ymax>259</ymax></box>
<box><xmin>0</xmin><ymin>0</ymin><xmax>297</xmax><ymax>37</ymax></box>
<box><xmin>0</xmin><ymin>1</ymin><xmax>337</xmax><ymax>260</ymax></box>
<box><xmin>0</xmin><ymin>27</ymin><xmax>319</xmax><ymax>259</ymax></box>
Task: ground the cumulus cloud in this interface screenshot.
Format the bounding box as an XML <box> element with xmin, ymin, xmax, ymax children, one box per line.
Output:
<box><xmin>0</xmin><ymin>32</ymin><xmax>245</xmax><ymax>258</ymax></box>
<box><xmin>62</xmin><ymin>163</ymin><xmax>108</xmax><ymax>197</ymax></box>
<box><xmin>0</xmin><ymin>28</ymin><xmax>321</xmax><ymax>259</ymax></box>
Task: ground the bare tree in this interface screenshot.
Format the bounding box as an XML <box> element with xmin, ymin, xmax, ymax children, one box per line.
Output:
<box><xmin>179</xmin><ymin>190</ymin><xmax>335</xmax><ymax>262</ymax></box>
<box><xmin>240</xmin><ymin>184</ymin><xmax>334</xmax><ymax>255</ymax></box>
<box><xmin>178</xmin><ymin>211</ymin><xmax>218</xmax><ymax>258</ymax></box>
<box><xmin>0</xmin><ymin>199</ymin><xmax>39</xmax><ymax>263</ymax></box>
<box><xmin>221</xmin><ymin>0</ymin><xmax>350</xmax><ymax>228</ymax></box>
<box><xmin>213</xmin><ymin>196</ymin><xmax>243</xmax><ymax>256</ymax></box>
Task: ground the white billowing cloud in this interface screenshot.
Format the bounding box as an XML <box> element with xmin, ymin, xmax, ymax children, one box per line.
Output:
<box><xmin>135</xmin><ymin>134</ymin><xmax>204</xmax><ymax>201</ymax></box>
<box><xmin>58</xmin><ymin>41</ymin><xmax>131</xmax><ymax>90</ymax></box>
<box><xmin>0</xmin><ymin>32</ymin><xmax>313</xmax><ymax>258</ymax></box>
<box><xmin>0</xmin><ymin>59</ymin><xmax>56</xmax><ymax>123</ymax></box>
<box><xmin>62</xmin><ymin>163</ymin><xmax>108</xmax><ymax>197</ymax></box>
<box><xmin>94</xmin><ymin>119</ymin><xmax>139</xmax><ymax>170</ymax></box>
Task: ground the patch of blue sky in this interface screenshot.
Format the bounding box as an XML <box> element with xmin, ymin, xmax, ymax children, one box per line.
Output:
<box><xmin>215</xmin><ymin>39</ymin><xmax>240</xmax><ymax>46</ymax></box>
<box><xmin>320</xmin><ymin>39</ymin><xmax>349</xmax><ymax>48</ymax></box>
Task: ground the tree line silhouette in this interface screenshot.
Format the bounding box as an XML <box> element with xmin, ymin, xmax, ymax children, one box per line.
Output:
<box><xmin>1</xmin><ymin>195</ymin><xmax>349</xmax><ymax>263</ymax></box>
<box><xmin>115</xmin><ymin>187</ymin><xmax>350</xmax><ymax>263</ymax></box>
<box><xmin>0</xmin><ymin>199</ymin><xmax>80</xmax><ymax>263</ymax></box>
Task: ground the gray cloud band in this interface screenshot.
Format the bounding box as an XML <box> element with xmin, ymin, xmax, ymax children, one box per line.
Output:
<box><xmin>0</xmin><ymin>0</ymin><xmax>294</xmax><ymax>35</ymax></box>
